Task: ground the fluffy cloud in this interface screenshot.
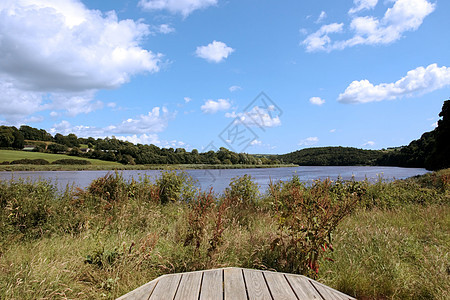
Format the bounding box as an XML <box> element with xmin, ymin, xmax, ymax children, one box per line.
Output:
<box><xmin>196</xmin><ymin>41</ymin><xmax>234</xmax><ymax>63</ymax></box>
<box><xmin>110</xmin><ymin>107</ymin><xmax>171</xmax><ymax>134</ymax></box>
<box><xmin>49</xmin><ymin>107</ymin><xmax>171</xmax><ymax>144</ymax></box>
<box><xmin>303</xmin><ymin>0</ymin><xmax>435</xmax><ymax>52</ymax></box>
<box><xmin>298</xmin><ymin>137</ymin><xmax>319</xmax><ymax>146</ymax></box>
<box><xmin>0</xmin><ymin>0</ymin><xmax>162</xmax><ymax>122</ymax></box>
<box><xmin>349</xmin><ymin>0</ymin><xmax>378</xmax><ymax>14</ymax></box>
<box><xmin>139</xmin><ymin>0</ymin><xmax>217</xmax><ymax>17</ymax></box>
<box><xmin>302</xmin><ymin>23</ymin><xmax>344</xmax><ymax>52</ymax></box>
<box><xmin>226</xmin><ymin>106</ymin><xmax>281</xmax><ymax>129</ymax></box>
<box><xmin>201</xmin><ymin>99</ymin><xmax>231</xmax><ymax>114</ymax></box>
<box><xmin>309</xmin><ymin>96</ymin><xmax>325</xmax><ymax>106</ymax></box>
<box><xmin>338</xmin><ymin>64</ymin><xmax>450</xmax><ymax>103</ymax></box>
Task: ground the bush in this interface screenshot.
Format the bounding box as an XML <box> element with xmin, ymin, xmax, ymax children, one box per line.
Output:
<box><xmin>257</xmin><ymin>177</ymin><xmax>360</xmax><ymax>278</ymax></box>
<box><xmin>0</xmin><ymin>179</ymin><xmax>58</xmax><ymax>237</ymax></box>
<box><xmin>51</xmin><ymin>159</ymin><xmax>91</xmax><ymax>165</ymax></box>
<box><xmin>10</xmin><ymin>159</ymin><xmax>49</xmax><ymax>165</ymax></box>
<box><xmin>224</xmin><ymin>174</ymin><xmax>260</xmax><ymax>209</ymax></box>
<box><xmin>156</xmin><ymin>171</ymin><xmax>198</xmax><ymax>204</ymax></box>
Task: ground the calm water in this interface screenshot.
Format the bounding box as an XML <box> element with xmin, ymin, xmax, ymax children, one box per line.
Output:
<box><xmin>0</xmin><ymin>166</ymin><xmax>429</xmax><ymax>193</ymax></box>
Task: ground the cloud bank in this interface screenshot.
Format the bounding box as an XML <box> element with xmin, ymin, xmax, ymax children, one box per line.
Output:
<box><xmin>338</xmin><ymin>64</ymin><xmax>450</xmax><ymax>103</ymax></box>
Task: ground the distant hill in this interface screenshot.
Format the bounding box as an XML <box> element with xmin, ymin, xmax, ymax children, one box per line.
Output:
<box><xmin>279</xmin><ymin>146</ymin><xmax>383</xmax><ymax>166</ymax></box>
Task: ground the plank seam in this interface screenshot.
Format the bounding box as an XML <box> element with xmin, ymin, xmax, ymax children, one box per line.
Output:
<box><xmin>283</xmin><ymin>274</ymin><xmax>300</xmax><ymax>300</ymax></box>
<box><xmin>197</xmin><ymin>271</ymin><xmax>204</xmax><ymax>300</ymax></box>
<box><xmin>145</xmin><ymin>280</ymin><xmax>159</xmax><ymax>300</ymax></box>
<box><xmin>171</xmin><ymin>274</ymin><xmax>183</xmax><ymax>300</ymax></box>
<box><xmin>308</xmin><ymin>279</ymin><xmax>326</xmax><ymax>300</ymax></box>
<box><xmin>261</xmin><ymin>272</ymin><xmax>274</xmax><ymax>300</ymax></box>
<box><xmin>240</xmin><ymin>268</ymin><xmax>250</xmax><ymax>300</ymax></box>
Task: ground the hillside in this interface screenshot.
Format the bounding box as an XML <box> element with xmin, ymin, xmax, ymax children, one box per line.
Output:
<box><xmin>279</xmin><ymin>146</ymin><xmax>383</xmax><ymax>166</ymax></box>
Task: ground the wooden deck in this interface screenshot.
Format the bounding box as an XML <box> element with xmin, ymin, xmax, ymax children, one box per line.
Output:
<box><xmin>117</xmin><ymin>267</ymin><xmax>356</xmax><ymax>300</ymax></box>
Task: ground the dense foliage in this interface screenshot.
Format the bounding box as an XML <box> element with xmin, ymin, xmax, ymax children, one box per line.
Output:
<box><xmin>279</xmin><ymin>146</ymin><xmax>383</xmax><ymax>166</ymax></box>
<box><xmin>377</xmin><ymin>100</ymin><xmax>450</xmax><ymax>170</ymax></box>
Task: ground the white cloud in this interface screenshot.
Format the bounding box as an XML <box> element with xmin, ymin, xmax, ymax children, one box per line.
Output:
<box><xmin>338</xmin><ymin>64</ymin><xmax>450</xmax><ymax>104</ymax></box>
<box><xmin>315</xmin><ymin>11</ymin><xmax>327</xmax><ymax>23</ymax></box>
<box><xmin>431</xmin><ymin>121</ymin><xmax>438</xmax><ymax>128</ymax></box>
<box><xmin>309</xmin><ymin>96</ymin><xmax>326</xmax><ymax>106</ymax></box>
<box><xmin>0</xmin><ymin>0</ymin><xmax>162</xmax><ymax>123</ymax></box>
<box><xmin>151</xmin><ymin>23</ymin><xmax>175</xmax><ymax>34</ymax></box>
<box><xmin>302</xmin><ymin>23</ymin><xmax>344</xmax><ymax>52</ymax></box>
<box><xmin>298</xmin><ymin>137</ymin><xmax>319</xmax><ymax>146</ymax></box>
<box><xmin>138</xmin><ymin>0</ymin><xmax>217</xmax><ymax>17</ymax></box>
<box><xmin>250</xmin><ymin>139</ymin><xmax>262</xmax><ymax>146</ymax></box>
<box><xmin>349</xmin><ymin>0</ymin><xmax>378</xmax><ymax>14</ymax></box>
<box><xmin>184</xmin><ymin>97</ymin><xmax>192</xmax><ymax>103</ymax></box>
<box><xmin>229</xmin><ymin>85</ymin><xmax>242</xmax><ymax>92</ymax></box>
<box><xmin>49</xmin><ymin>107</ymin><xmax>172</xmax><ymax>144</ymax></box>
<box><xmin>303</xmin><ymin>0</ymin><xmax>435</xmax><ymax>52</ymax></box>
<box><xmin>116</xmin><ymin>134</ymin><xmax>160</xmax><ymax>145</ymax></box>
<box><xmin>196</xmin><ymin>41</ymin><xmax>234</xmax><ymax>63</ymax></box>
<box><xmin>112</xmin><ymin>107</ymin><xmax>171</xmax><ymax>134</ymax></box>
<box><xmin>226</xmin><ymin>106</ymin><xmax>281</xmax><ymax>129</ymax></box>
<box><xmin>363</xmin><ymin>141</ymin><xmax>376</xmax><ymax>147</ymax></box>
<box><xmin>201</xmin><ymin>99</ymin><xmax>231</xmax><ymax>114</ymax></box>
<box><xmin>330</xmin><ymin>129</ymin><xmax>336</xmax><ymax>133</ymax></box>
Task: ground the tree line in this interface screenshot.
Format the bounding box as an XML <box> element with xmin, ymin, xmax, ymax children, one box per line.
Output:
<box><xmin>280</xmin><ymin>100</ymin><xmax>450</xmax><ymax>171</ymax></box>
<box><xmin>0</xmin><ymin>125</ymin><xmax>281</xmax><ymax>165</ymax></box>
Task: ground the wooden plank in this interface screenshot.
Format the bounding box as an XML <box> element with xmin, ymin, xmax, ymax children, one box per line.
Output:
<box><xmin>116</xmin><ymin>279</ymin><xmax>158</xmax><ymax>300</ymax></box>
<box><xmin>309</xmin><ymin>281</ymin><xmax>348</xmax><ymax>300</ymax></box>
<box><xmin>310</xmin><ymin>280</ymin><xmax>356</xmax><ymax>300</ymax></box>
<box><xmin>224</xmin><ymin>268</ymin><xmax>247</xmax><ymax>300</ymax></box>
<box><xmin>243</xmin><ymin>269</ymin><xmax>272</xmax><ymax>300</ymax></box>
<box><xmin>174</xmin><ymin>271</ymin><xmax>203</xmax><ymax>300</ymax></box>
<box><xmin>311</xmin><ymin>281</ymin><xmax>350</xmax><ymax>300</ymax></box>
<box><xmin>263</xmin><ymin>271</ymin><xmax>297</xmax><ymax>300</ymax></box>
<box><xmin>200</xmin><ymin>269</ymin><xmax>223</xmax><ymax>300</ymax></box>
<box><xmin>284</xmin><ymin>274</ymin><xmax>322</xmax><ymax>300</ymax></box>
<box><xmin>149</xmin><ymin>274</ymin><xmax>182</xmax><ymax>300</ymax></box>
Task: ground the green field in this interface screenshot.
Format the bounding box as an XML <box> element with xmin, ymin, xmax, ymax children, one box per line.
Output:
<box><xmin>0</xmin><ymin>150</ymin><xmax>121</xmax><ymax>166</ymax></box>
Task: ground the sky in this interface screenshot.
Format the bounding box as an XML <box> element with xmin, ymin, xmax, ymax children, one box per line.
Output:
<box><xmin>1</xmin><ymin>0</ymin><xmax>449</xmax><ymax>154</ymax></box>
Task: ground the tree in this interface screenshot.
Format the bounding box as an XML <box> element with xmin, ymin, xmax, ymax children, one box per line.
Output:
<box><xmin>426</xmin><ymin>100</ymin><xmax>450</xmax><ymax>170</ymax></box>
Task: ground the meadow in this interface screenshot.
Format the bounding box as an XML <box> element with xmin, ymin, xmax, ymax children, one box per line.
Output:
<box><xmin>0</xmin><ymin>169</ymin><xmax>448</xmax><ymax>299</ymax></box>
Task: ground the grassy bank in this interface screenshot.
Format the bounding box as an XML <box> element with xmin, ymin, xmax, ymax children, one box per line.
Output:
<box><xmin>0</xmin><ymin>169</ymin><xmax>448</xmax><ymax>299</ymax></box>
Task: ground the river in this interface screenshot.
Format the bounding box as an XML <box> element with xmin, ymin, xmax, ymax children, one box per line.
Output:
<box><xmin>0</xmin><ymin>166</ymin><xmax>429</xmax><ymax>193</ymax></box>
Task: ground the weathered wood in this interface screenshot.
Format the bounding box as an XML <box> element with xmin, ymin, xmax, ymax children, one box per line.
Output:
<box><xmin>148</xmin><ymin>274</ymin><xmax>181</xmax><ymax>300</ymax></box>
<box><xmin>285</xmin><ymin>274</ymin><xmax>322</xmax><ymax>300</ymax></box>
<box><xmin>117</xmin><ymin>268</ymin><xmax>356</xmax><ymax>300</ymax></box>
<box><xmin>264</xmin><ymin>271</ymin><xmax>298</xmax><ymax>300</ymax></box>
<box><xmin>243</xmin><ymin>268</ymin><xmax>272</xmax><ymax>300</ymax></box>
<box><xmin>174</xmin><ymin>271</ymin><xmax>203</xmax><ymax>300</ymax></box>
<box><xmin>310</xmin><ymin>280</ymin><xmax>349</xmax><ymax>300</ymax></box>
<box><xmin>116</xmin><ymin>279</ymin><xmax>158</xmax><ymax>300</ymax></box>
<box><xmin>200</xmin><ymin>269</ymin><xmax>223</xmax><ymax>300</ymax></box>
<box><xmin>224</xmin><ymin>268</ymin><xmax>247</xmax><ymax>300</ymax></box>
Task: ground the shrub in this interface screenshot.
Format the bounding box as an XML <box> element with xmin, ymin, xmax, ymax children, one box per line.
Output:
<box><xmin>224</xmin><ymin>174</ymin><xmax>260</xmax><ymax>209</ymax></box>
<box><xmin>156</xmin><ymin>171</ymin><xmax>198</xmax><ymax>204</ymax></box>
<box><xmin>1</xmin><ymin>178</ymin><xmax>58</xmax><ymax>237</ymax></box>
<box><xmin>51</xmin><ymin>159</ymin><xmax>91</xmax><ymax>165</ymax></box>
<box><xmin>10</xmin><ymin>158</ymin><xmax>49</xmax><ymax>165</ymax></box>
<box><xmin>257</xmin><ymin>177</ymin><xmax>360</xmax><ymax>278</ymax></box>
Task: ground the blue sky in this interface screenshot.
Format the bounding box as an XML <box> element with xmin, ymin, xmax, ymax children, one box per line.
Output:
<box><xmin>1</xmin><ymin>0</ymin><xmax>449</xmax><ymax>154</ymax></box>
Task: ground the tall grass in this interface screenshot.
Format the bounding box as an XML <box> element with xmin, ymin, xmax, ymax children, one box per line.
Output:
<box><xmin>0</xmin><ymin>169</ymin><xmax>448</xmax><ymax>299</ymax></box>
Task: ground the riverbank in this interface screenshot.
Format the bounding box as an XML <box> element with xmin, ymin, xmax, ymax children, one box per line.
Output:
<box><xmin>0</xmin><ymin>169</ymin><xmax>448</xmax><ymax>299</ymax></box>
<box><xmin>0</xmin><ymin>163</ymin><xmax>296</xmax><ymax>171</ymax></box>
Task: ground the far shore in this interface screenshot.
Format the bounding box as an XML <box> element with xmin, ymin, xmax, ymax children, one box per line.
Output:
<box><xmin>0</xmin><ymin>163</ymin><xmax>297</xmax><ymax>172</ymax></box>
